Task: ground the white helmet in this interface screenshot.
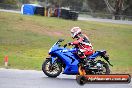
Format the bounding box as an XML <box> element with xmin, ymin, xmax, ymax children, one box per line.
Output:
<box><xmin>71</xmin><ymin>27</ymin><xmax>81</xmax><ymax>38</ymax></box>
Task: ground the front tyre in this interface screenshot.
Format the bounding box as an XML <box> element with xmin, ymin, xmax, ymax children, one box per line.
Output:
<box><xmin>42</xmin><ymin>59</ymin><xmax>62</xmax><ymax>78</ymax></box>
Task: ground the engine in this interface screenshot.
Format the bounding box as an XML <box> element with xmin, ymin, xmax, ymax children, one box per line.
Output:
<box><xmin>84</xmin><ymin>60</ymin><xmax>104</xmax><ymax>74</ymax></box>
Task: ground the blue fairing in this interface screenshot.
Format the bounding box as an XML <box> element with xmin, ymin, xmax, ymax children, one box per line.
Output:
<box><xmin>50</xmin><ymin>47</ymin><xmax>79</xmax><ymax>74</ymax></box>
<box><xmin>89</xmin><ymin>52</ymin><xmax>100</xmax><ymax>59</ymax></box>
<box><xmin>56</xmin><ymin>50</ymin><xmax>79</xmax><ymax>74</ymax></box>
<box><xmin>48</xmin><ymin>40</ymin><xmax>105</xmax><ymax>75</ymax></box>
<box><xmin>89</xmin><ymin>50</ymin><xmax>106</xmax><ymax>60</ymax></box>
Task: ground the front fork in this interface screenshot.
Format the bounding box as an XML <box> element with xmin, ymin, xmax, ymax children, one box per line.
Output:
<box><xmin>47</xmin><ymin>56</ymin><xmax>62</xmax><ymax>68</ymax></box>
<box><xmin>46</xmin><ymin>56</ymin><xmax>56</xmax><ymax>65</ymax></box>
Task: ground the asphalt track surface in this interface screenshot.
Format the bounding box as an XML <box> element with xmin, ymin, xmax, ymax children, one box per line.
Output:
<box><xmin>0</xmin><ymin>68</ymin><xmax>131</xmax><ymax>88</ymax></box>
<box><xmin>0</xmin><ymin>9</ymin><xmax>132</xmax><ymax>25</ymax></box>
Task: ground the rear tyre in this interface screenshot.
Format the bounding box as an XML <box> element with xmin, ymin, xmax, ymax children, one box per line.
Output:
<box><xmin>42</xmin><ymin>59</ymin><xmax>62</xmax><ymax>78</ymax></box>
<box><xmin>97</xmin><ymin>60</ymin><xmax>110</xmax><ymax>74</ymax></box>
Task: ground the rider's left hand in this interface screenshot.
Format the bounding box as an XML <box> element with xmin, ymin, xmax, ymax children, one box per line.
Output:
<box><xmin>63</xmin><ymin>44</ymin><xmax>67</xmax><ymax>48</ymax></box>
<box><xmin>68</xmin><ymin>42</ymin><xmax>72</xmax><ymax>46</ymax></box>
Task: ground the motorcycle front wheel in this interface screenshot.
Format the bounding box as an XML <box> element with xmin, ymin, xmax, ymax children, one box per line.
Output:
<box><xmin>42</xmin><ymin>59</ymin><xmax>62</xmax><ymax>78</ymax></box>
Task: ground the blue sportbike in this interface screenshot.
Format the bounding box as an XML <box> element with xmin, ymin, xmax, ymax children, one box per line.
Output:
<box><xmin>42</xmin><ymin>39</ymin><xmax>113</xmax><ymax>77</ymax></box>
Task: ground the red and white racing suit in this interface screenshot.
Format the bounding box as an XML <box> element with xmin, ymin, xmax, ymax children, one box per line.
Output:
<box><xmin>70</xmin><ymin>34</ymin><xmax>94</xmax><ymax>59</ymax></box>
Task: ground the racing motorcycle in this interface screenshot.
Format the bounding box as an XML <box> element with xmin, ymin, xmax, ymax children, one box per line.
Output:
<box><xmin>42</xmin><ymin>39</ymin><xmax>113</xmax><ymax>77</ymax></box>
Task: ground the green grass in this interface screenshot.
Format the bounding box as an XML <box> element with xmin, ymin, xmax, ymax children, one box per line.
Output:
<box><xmin>0</xmin><ymin>12</ymin><xmax>132</xmax><ymax>74</ymax></box>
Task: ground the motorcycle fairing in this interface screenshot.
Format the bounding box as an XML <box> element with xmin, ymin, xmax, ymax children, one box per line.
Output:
<box><xmin>89</xmin><ymin>50</ymin><xmax>106</xmax><ymax>59</ymax></box>
<box><xmin>51</xmin><ymin>48</ymin><xmax>79</xmax><ymax>74</ymax></box>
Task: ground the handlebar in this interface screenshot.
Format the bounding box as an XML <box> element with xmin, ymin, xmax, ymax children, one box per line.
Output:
<box><xmin>56</xmin><ymin>39</ymin><xmax>64</xmax><ymax>45</ymax></box>
<box><xmin>63</xmin><ymin>44</ymin><xmax>67</xmax><ymax>48</ymax></box>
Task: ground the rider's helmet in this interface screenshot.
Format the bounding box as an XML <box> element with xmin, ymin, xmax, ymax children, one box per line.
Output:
<box><xmin>71</xmin><ymin>27</ymin><xmax>81</xmax><ymax>38</ymax></box>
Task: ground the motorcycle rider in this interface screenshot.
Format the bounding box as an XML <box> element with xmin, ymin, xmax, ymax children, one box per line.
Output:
<box><xmin>67</xmin><ymin>27</ymin><xmax>94</xmax><ymax>60</ymax></box>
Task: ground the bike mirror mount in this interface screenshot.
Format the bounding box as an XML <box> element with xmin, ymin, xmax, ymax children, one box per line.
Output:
<box><xmin>58</xmin><ymin>39</ymin><xmax>64</xmax><ymax>42</ymax></box>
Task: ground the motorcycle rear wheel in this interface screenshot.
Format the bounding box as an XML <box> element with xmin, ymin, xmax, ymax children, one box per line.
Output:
<box><xmin>97</xmin><ymin>60</ymin><xmax>110</xmax><ymax>74</ymax></box>
<box><xmin>42</xmin><ymin>59</ymin><xmax>62</xmax><ymax>78</ymax></box>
